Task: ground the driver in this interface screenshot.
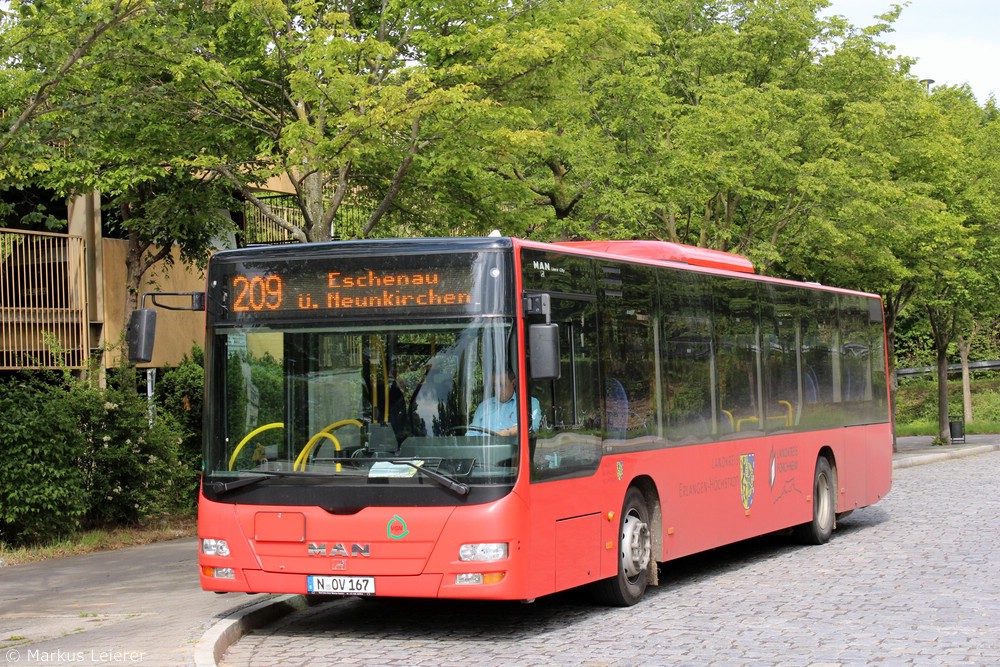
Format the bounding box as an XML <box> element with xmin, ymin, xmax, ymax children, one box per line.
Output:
<box><xmin>469</xmin><ymin>368</ymin><xmax>541</xmax><ymax>436</ymax></box>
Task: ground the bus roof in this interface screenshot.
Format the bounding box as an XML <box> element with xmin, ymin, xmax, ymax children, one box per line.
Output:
<box><xmin>550</xmin><ymin>240</ymin><xmax>755</xmax><ymax>274</ymax></box>
<box><xmin>526</xmin><ymin>238</ymin><xmax>879</xmax><ymax>301</ymax></box>
<box><xmin>214</xmin><ymin>237</ymin><xmax>752</xmax><ymax>274</ymax></box>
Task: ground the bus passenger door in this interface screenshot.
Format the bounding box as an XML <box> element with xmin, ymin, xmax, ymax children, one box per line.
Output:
<box><xmin>524</xmin><ymin>293</ymin><xmax>605</xmax><ymax>593</ymax></box>
<box><xmin>527</xmin><ymin>294</ymin><xmax>602</xmax><ymax>480</ymax></box>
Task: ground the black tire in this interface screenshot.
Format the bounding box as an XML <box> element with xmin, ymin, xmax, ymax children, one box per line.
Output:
<box><xmin>592</xmin><ymin>487</ymin><xmax>652</xmax><ymax>606</ymax></box>
<box><xmin>795</xmin><ymin>456</ymin><xmax>836</xmax><ymax>545</ymax></box>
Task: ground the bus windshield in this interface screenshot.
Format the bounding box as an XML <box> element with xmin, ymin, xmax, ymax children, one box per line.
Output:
<box><xmin>205</xmin><ymin>318</ymin><xmax>521</xmax><ymax>496</ymax></box>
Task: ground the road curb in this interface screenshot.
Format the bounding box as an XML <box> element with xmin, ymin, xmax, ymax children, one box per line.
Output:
<box><xmin>892</xmin><ymin>444</ymin><xmax>1000</xmax><ymax>469</ymax></box>
<box><xmin>194</xmin><ymin>594</ymin><xmax>315</xmax><ymax>667</ymax></box>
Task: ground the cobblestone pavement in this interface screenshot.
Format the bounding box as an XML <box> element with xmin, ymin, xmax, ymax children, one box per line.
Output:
<box><xmin>220</xmin><ymin>451</ymin><xmax>1000</xmax><ymax>667</ymax></box>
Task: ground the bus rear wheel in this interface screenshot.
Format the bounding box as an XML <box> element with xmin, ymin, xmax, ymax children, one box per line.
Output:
<box><xmin>592</xmin><ymin>487</ymin><xmax>651</xmax><ymax>607</ymax></box>
<box><xmin>795</xmin><ymin>456</ymin><xmax>836</xmax><ymax>545</ymax></box>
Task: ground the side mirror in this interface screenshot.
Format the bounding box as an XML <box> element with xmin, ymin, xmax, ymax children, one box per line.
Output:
<box><xmin>126</xmin><ymin>291</ymin><xmax>204</xmax><ymax>364</ymax></box>
<box><xmin>529</xmin><ymin>323</ymin><xmax>560</xmax><ymax>380</ymax></box>
<box><xmin>126</xmin><ymin>309</ymin><xmax>157</xmax><ymax>363</ymax></box>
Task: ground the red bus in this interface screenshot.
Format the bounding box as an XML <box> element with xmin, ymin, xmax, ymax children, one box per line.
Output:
<box><xmin>167</xmin><ymin>236</ymin><xmax>891</xmax><ymax>606</ymax></box>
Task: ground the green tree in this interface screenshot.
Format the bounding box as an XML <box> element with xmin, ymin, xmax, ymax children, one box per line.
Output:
<box><xmin>520</xmin><ymin>0</ymin><xmax>845</xmax><ymax>258</ymax></box>
<box><xmin>139</xmin><ymin>0</ymin><xmax>648</xmax><ymax>242</ymax></box>
<box><xmin>924</xmin><ymin>88</ymin><xmax>1000</xmax><ymax>433</ymax></box>
<box><xmin>0</xmin><ymin>0</ymin><xmax>151</xmax><ymax>172</ymax></box>
<box><xmin>769</xmin><ymin>8</ymin><xmax>971</xmax><ymax>444</ymax></box>
<box><xmin>2</xmin><ymin>0</ymin><xmax>240</xmax><ymax>330</ymax></box>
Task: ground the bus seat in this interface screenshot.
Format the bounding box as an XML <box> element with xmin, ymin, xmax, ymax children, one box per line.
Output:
<box><xmin>605</xmin><ymin>378</ymin><xmax>628</xmax><ymax>439</ymax></box>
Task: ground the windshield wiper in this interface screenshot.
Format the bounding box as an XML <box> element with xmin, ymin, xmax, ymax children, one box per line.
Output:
<box><xmin>212</xmin><ymin>461</ymin><xmax>470</xmax><ymax>496</ymax></box>
<box><xmin>390</xmin><ymin>460</ymin><xmax>470</xmax><ymax>496</ymax></box>
<box><xmin>211</xmin><ymin>471</ymin><xmax>284</xmax><ymax>494</ymax></box>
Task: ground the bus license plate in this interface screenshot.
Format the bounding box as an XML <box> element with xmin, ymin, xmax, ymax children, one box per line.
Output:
<box><xmin>307</xmin><ymin>575</ymin><xmax>375</xmax><ymax>596</ymax></box>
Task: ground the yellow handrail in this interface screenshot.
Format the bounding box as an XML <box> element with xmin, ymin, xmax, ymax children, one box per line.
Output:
<box><xmin>720</xmin><ymin>409</ymin><xmax>735</xmax><ymax>432</ymax></box>
<box><xmin>294</xmin><ymin>432</ymin><xmax>341</xmax><ymax>472</ymax></box>
<box><xmin>229</xmin><ymin>422</ymin><xmax>284</xmax><ymax>470</ymax></box>
<box><xmin>777</xmin><ymin>400</ymin><xmax>794</xmax><ymax>428</ymax></box>
<box><xmin>293</xmin><ymin>419</ymin><xmax>363</xmax><ymax>471</ymax></box>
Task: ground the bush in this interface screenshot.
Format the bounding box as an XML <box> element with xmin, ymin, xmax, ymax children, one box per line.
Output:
<box><xmin>155</xmin><ymin>346</ymin><xmax>205</xmax><ymax>504</ymax></box>
<box><xmin>896</xmin><ymin>376</ymin><xmax>1000</xmax><ymax>430</ymax></box>
<box><xmin>895</xmin><ymin>378</ymin><xmax>938</xmax><ymax>422</ymax></box>
<box><xmin>67</xmin><ymin>367</ymin><xmax>195</xmax><ymax>526</ymax></box>
<box><xmin>0</xmin><ymin>360</ymin><xmax>199</xmax><ymax>549</ymax></box>
<box><xmin>0</xmin><ymin>377</ymin><xmax>87</xmax><ymax>546</ymax></box>
<box><xmin>968</xmin><ymin>381</ymin><xmax>1000</xmax><ymax>422</ymax></box>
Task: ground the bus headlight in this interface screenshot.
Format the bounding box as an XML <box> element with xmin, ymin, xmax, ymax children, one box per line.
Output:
<box><xmin>202</xmin><ymin>538</ymin><xmax>231</xmax><ymax>557</ymax></box>
<box><xmin>459</xmin><ymin>542</ymin><xmax>508</xmax><ymax>561</ymax></box>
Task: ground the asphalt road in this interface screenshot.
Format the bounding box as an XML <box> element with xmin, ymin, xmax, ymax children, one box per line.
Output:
<box><xmin>0</xmin><ymin>539</ymin><xmax>263</xmax><ymax>667</ymax></box>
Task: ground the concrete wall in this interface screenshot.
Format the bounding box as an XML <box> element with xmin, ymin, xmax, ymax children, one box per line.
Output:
<box><xmin>102</xmin><ymin>239</ymin><xmax>208</xmax><ymax>368</ymax></box>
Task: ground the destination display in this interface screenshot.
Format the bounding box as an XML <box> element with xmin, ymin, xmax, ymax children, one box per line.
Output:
<box><xmin>214</xmin><ymin>254</ymin><xmax>494</xmax><ymax>321</ymax></box>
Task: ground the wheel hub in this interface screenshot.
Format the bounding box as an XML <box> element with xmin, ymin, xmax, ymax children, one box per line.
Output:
<box><xmin>621</xmin><ymin>511</ymin><xmax>651</xmax><ymax>579</ymax></box>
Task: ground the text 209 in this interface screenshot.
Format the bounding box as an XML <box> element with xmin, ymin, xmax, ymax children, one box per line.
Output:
<box><xmin>232</xmin><ymin>274</ymin><xmax>284</xmax><ymax>312</ymax></box>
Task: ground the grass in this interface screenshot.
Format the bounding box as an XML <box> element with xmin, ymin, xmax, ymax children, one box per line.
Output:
<box><xmin>894</xmin><ymin>420</ymin><xmax>937</xmax><ymax>437</ymax></box>
<box><xmin>0</xmin><ymin>514</ymin><xmax>196</xmax><ymax>568</ymax></box>
<box><xmin>894</xmin><ymin>418</ymin><xmax>1000</xmax><ymax>437</ymax></box>
<box><xmin>894</xmin><ymin>375</ymin><xmax>1000</xmax><ymax>437</ymax></box>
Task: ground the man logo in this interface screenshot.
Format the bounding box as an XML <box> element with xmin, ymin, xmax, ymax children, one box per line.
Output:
<box><xmin>307</xmin><ymin>542</ymin><xmax>371</xmax><ymax>557</ymax></box>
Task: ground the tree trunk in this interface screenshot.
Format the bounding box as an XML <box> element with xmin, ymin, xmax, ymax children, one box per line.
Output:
<box><xmin>883</xmin><ymin>289</ymin><xmax>909</xmax><ymax>453</ymax></box>
<box><xmin>302</xmin><ymin>170</ymin><xmax>328</xmax><ymax>242</ymax></box>
<box><xmin>124</xmin><ymin>228</ymin><xmax>147</xmax><ymax>335</ymax></box>
<box><xmin>925</xmin><ymin>295</ymin><xmax>957</xmax><ymax>445</ymax></box>
<box><xmin>123</xmin><ymin>229</ymin><xmax>170</xmax><ymax>361</ymax></box>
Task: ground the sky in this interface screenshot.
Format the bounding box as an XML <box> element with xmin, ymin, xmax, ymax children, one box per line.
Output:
<box><xmin>823</xmin><ymin>0</ymin><xmax>999</xmax><ymax>104</ymax></box>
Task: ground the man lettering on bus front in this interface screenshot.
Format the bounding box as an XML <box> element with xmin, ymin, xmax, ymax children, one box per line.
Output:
<box><xmin>470</xmin><ymin>369</ymin><xmax>541</xmax><ymax>436</ymax></box>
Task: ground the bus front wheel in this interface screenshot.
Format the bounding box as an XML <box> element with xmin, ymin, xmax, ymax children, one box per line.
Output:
<box><xmin>592</xmin><ymin>487</ymin><xmax>652</xmax><ymax>607</ymax></box>
<box><xmin>795</xmin><ymin>456</ymin><xmax>836</xmax><ymax>545</ymax></box>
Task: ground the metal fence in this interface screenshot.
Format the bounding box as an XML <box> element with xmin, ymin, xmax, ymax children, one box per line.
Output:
<box><xmin>0</xmin><ymin>228</ymin><xmax>89</xmax><ymax>369</ymax></box>
<box><xmin>242</xmin><ymin>198</ymin><xmax>303</xmax><ymax>245</ymax></box>
<box><xmin>241</xmin><ymin>195</ymin><xmax>373</xmax><ymax>245</ymax></box>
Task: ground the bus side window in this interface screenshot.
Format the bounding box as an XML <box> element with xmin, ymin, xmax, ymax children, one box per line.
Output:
<box><xmin>530</xmin><ymin>299</ymin><xmax>601</xmax><ymax>481</ymax></box>
<box><xmin>598</xmin><ymin>262</ymin><xmax>657</xmax><ymax>443</ymax></box>
<box><xmin>661</xmin><ymin>272</ymin><xmax>715</xmax><ymax>443</ymax></box>
<box><xmin>761</xmin><ymin>284</ymin><xmax>803</xmax><ymax>434</ymax></box>
<box><xmin>714</xmin><ymin>278</ymin><xmax>763</xmax><ymax>436</ymax></box>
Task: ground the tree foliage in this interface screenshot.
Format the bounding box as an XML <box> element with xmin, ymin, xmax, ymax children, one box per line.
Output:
<box><xmin>125</xmin><ymin>0</ymin><xmax>650</xmax><ymax>242</ymax></box>
<box><xmin>2</xmin><ymin>0</ymin><xmax>239</xmax><ymax>329</ymax></box>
